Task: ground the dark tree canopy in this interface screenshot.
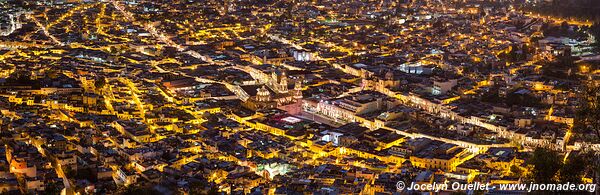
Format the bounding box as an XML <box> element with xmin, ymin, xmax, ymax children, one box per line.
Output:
<box><xmin>574</xmin><ymin>83</ymin><xmax>600</xmax><ymax>140</ymax></box>
<box><xmin>528</xmin><ymin>147</ymin><xmax>562</xmax><ymax>183</ymax></box>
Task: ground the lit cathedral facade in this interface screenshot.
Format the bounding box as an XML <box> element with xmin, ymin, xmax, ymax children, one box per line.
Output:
<box><xmin>241</xmin><ymin>69</ymin><xmax>302</xmax><ymax>110</ymax></box>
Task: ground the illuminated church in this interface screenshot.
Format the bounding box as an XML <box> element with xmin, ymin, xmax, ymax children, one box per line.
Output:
<box><xmin>240</xmin><ymin>68</ymin><xmax>302</xmax><ymax>110</ymax></box>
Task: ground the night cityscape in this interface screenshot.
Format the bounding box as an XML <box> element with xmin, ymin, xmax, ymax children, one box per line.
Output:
<box><xmin>0</xmin><ymin>0</ymin><xmax>599</xmax><ymax>194</ymax></box>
